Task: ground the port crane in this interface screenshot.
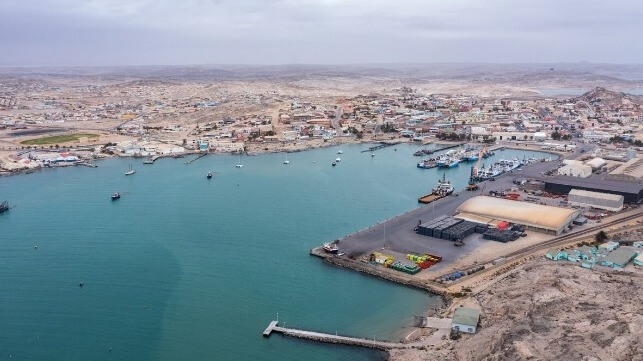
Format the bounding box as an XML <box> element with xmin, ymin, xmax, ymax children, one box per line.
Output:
<box><xmin>466</xmin><ymin>145</ymin><xmax>487</xmax><ymax>191</ymax></box>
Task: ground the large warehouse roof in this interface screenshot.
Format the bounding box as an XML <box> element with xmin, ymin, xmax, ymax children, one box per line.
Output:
<box><xmin>568</xmin><ymin>189</ymin><xmax>624</xmax><ymax>202</ymax></box>
<box><xmin>607</xmin><ymin>157</ymin><xmax>643</xmax><ymax>182</ymax></box>
<box><xmin>456</xmin><ymin>196</ymin><xmax>578</xmax><ymax>231</ymax></box>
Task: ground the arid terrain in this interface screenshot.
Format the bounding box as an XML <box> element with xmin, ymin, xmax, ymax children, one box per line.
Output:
<box><xmin>390</xmin><ymin>262</ymin><xmax>643</xmax><ymax>361</ymax></box>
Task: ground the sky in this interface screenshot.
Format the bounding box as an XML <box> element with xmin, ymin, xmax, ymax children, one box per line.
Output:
<box><xmin>1</xmin><ymin>0</ymin><xmax>642</xmax><ymax>66</ymax></box>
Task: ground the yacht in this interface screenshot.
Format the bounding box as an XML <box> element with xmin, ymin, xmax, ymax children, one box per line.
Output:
<box><xmin>125</xmin><ymin>164</ymin><xmax>135</xmax><ymax>175</ymax></box>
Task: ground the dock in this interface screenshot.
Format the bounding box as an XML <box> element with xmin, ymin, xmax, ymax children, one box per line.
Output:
<box><xmin>360</xmin><ymin>142</ymin><xmax>396</xmax><ymax>153</ymax></box>
<box><xmin>263</xmin><ymin>321</ymin><xmax>404</xmax><ymax>350</ymax></box>
<box><xmin>185</xmin><ymin>153</ymin><xmax>207</xmax><ymax>164</ymax></box>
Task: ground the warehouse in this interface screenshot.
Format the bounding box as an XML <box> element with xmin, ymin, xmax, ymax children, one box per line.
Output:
<box><xmin>544</xmin><ymin>175</ymin><xmax>643</xmax><ymax>203</ymax></box>
<box><xmin>606</xmin><ymin>157</ymin><xmax>643</xmax><ymax>183</ymax></box>
<box><xmin>557</xmin><ymin>163</ymin><xmax>592</xmax><ymax>177</ymax></box>
<box><xmin>584</xmin><ymin>157</ymin><xmax>607</xmax><ymax>170</ymax></box>
<box><xmin>456</xmin><ymin>196</ymin><xmax>579</xmax><ymax>235</ymax></box>
<box><xmin>600</xmin><ymin>248</ymin><xmax>638</xmax><ymax>268</ymax></box>
<box><xmin>568</xmin><ymin>189</ymin><xmax>624</xmax><ymax>212</ymax></box>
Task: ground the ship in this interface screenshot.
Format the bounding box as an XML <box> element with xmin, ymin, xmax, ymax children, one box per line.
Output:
<box><xmin>125</xmin><ymin>164</ymin><xmax>136</xmax><ymax>176</ymax></box>
<box><xmin>0</xmin><ymin>200</ymin><xmax>10</xmax><ymax>213</ymax></box>
<box><xmin>474</xmin><ymin>158</ymin><xmax>521</xmax><ymax>181</ymax></box>
<box><xmin>438</xmin><ymin>156</ymin><xmax>460</xmax><ymax>168</ymax></box>
<box><xmin>417</xmin><ymin>159</ymin><xmax>437</xmax><ymax>169</ymax></box>
<box><xmin>418</xmin><ymin>174</ymin><xmax>454</xmax><ymax>203</ymax></box>
<box><xmin>461</xmin><ymin>151</ymin><xmax>479</xmax><ymax>161</ymax></box>
<box><xmin>322</xmin><ymin>243</ymin><xmax>339</xmax><ymax>253</ymax></box>
<box><xmin>413</xmin><ymin>149</ymin><xmax>434</xmax><ymax>156</ymax></box>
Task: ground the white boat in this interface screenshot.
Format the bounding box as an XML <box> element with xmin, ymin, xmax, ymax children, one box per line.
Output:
<box><xmin>337</xmin><ymin>150</ymin><xmax>343</xmax><ymax>154</ymax></box>
<box><xmin>283</xmin><ymin>154</ymin><xmax>290</xmax><ymax>164</ymax></box>
<box><xmin>371</xmin><ymin>153</ymin><xmax>375</xmax><ymax>157</ymax></box>
<box><xmin>335</xmin><ymin>157</ymin><xmax>341</xmax><ymax>162</ymax></box>
<box><xmin>124</xmin><ymin>164</ymin><xmax>135</xmax><ymax>175</ymax></box>
<box><xmin>235</xmin><ymin>153</ymin><xmax>244</xmax><ymax>168</ymax></box>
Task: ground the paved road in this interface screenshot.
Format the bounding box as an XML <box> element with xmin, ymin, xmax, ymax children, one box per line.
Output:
<box><xmin>334</xmin><ymin>158</ymin><xmax>564</xmax><ymax>268</ymax></box>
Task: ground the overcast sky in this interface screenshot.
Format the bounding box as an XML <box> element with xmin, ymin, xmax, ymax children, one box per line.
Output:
<box><xmin>1</xmin><ymin>0</ymin><xmax>642</xmax><ymax>66</ymax></box>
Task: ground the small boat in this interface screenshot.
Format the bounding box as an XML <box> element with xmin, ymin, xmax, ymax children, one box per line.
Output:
<box><xmin>337</xmin><ymin>150</ymin><xmax>343</xmax><ymax>154</ymax></box>
<box><xmin>143</xmin><ymin>158</ymin><xmax>154</xmax><ymax>164</ymax></box>
<box><xmin>371</xmin><ymin>153</ymin><xmax>375</xmax><ymax>157</ymax></box>
<box><xmin>332</xmin><ymin>162</ymin><xmax>336</xmax><ymax>166</ymax></box>
<box><xmin>207</xmin><ymin>172</ymin><xmax>213</xmax><ymax>179</ymax></box>
<box><xmin>111</xmin><ymin>193</ymin><xmax>120</xmax><ymax>200</ymax></box>
<box><xmin>335</xmin><ymin>157</ymin><xmax>341</xmax><ymax>162</ymax></box>
<box><xmin>0</xmin><ymin>200</ymin><xmax>10</xmax><ymax>213</ymax></box>
<box><xmin>235</xmin><ymin>154</ymin><xmax>244</xmax><ymax>168</ymax></box>
<box><xmin>283</xmin><ymin>154</ymin><xmax>290</xmax><ymax>164</ymax></box>
<box><xmin>125</xmin><ymin>164</ymin><xmax>135</xmax><ymax>175</ymax></box>
<box><xmin>323</xmin><ymin>243</ymin><xmax>339</xmax><ymax>254</ymax></box>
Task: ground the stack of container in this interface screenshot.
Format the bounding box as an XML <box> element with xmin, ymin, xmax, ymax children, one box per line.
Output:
<box><xmin>482</xmin><ymin>228</ymin><xmax>520</xmax><ymax>243</ymax></box>
<box><xmin>391</xmin><ymin>261</ymin><xmax>421</xmax><ymax>275</ymax></box>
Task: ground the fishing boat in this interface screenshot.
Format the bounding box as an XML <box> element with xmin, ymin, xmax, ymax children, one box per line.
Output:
<box><xmin>432</xmin><ymin>173</ymin><xmax>455</xmax><ymax>196</ymax></box>
<box><xmin>438</xmin><ymin>156</ymin><xmax>460</xmax><ymax>168</ymax></box>
<box><xmin>461</xmin><ymin>151</ymin><xmax>479</xmax><ymax>161</ymax></box>
<box><xmin>0</xmin><ymin>200</ymin><xmax>10</xmax><ymax>213</ymax></box>
<box><xmin>207</xmin><ymin>172</ymin><xmax>213</xmax><ymax>179</ymax></box>
<box><xmin>322</xmin><ymin>243</ymin><xmax>339</xmax><ymax>254</ymax></box>
<box><xmin>413</xmin><ymin>149</ymin><xmax>434</xmax><ymax>156</ymax></box>
<box><xmin>418</xmin><ymin>174</ymin><xmax>454</xmax><ymax>203</ymax></box>
<box><xmin>474</xmin><ymin>158</ymin><xmax>521</xmax><ymax>181</ymax></box>
<box><xmin>125</xmin><ymin>164</ymin><xmax>136</xmax><ymax>175</ymax></box>
<box><xmin>111</xmin><ymin>193</ymin><xmax>121</xmax><ymax>200</ymax></box>
<box><xmin>416</xmin><ymin>159</ymin><xmax>437</xmax><ymax>169</ymax></box>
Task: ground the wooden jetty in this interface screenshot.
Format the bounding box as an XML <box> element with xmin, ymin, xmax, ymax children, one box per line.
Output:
<box><xmin>262</xmin><ymin>321</ymin><xmax>404</xmax><ymax>350</ymax></box>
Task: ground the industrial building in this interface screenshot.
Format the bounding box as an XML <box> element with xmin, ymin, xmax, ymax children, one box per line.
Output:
<box><xmin>455</xmin><ymin>196</ymin><xmax>579</xmax><ymax>235</ymax></box>
<box><xmin>557</xmin><ymin>163</ymin><xmax>592</xmax><ymax>178</ymax></box>
<box><xmin>544</xmin><ymin>175</ymin><xmax>643</xmax><ymax>203</ymax></box>
<box><xmin>451</xmin><ymin>307</ymin><xmax>480</xmax><ymax>334</ymax></box>
<box><xmin>568</xmin><ymin>189</ymin><xmax>624</xmax><ymax>212</ymax></box>
<box><xmin>600</xmin><ymin>248</ymin><xmax>638</xmax><ymax>268</ymax></box>
<box><xmin>606</xmin><ymin>157</ymin><xmax>643</xmax><ymax>183</ymax></box>
<box><xmin>584</xmin><ymin>157</ymin><xmax>607</xmax><ymax>170</ymax></box>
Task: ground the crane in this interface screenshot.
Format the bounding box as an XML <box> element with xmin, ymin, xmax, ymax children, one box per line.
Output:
<box><xmin>466</xmin><ymin>145</ymin><xmax>487</xmax><ymax>191</ymax></box>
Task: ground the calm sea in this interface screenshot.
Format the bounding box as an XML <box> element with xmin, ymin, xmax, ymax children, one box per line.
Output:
<box><xmin>0</xmin><ymin>143</ymin><xmax>551</xmax><ymax>360</ymax></box>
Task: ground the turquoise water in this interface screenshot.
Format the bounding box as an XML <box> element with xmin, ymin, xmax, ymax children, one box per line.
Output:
<box><xmin>0</xmin><ymin>144</ymin><xmax>551</xmax><ymax>360</ymax></box>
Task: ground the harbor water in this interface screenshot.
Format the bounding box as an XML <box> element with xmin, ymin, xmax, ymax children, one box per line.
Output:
<box><xmin>0</xmin><ymin>143</ymin><xmax>553</xmax><ymax>360</ymax></box>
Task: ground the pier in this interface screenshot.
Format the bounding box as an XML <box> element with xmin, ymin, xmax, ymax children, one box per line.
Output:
<box><xmin>360</xmin><ymin>142</ymin><xmax>396</xmax><ymax>153</ymax></box>
<box><xmin>185</xmin><ymin>153</ymin><xmax>207</xmax><ymax>164</ymax></box>
<box><xmin>262</xmin><ymin>321</ymin><xmax>404</xmax><ymax>350</ymax></box>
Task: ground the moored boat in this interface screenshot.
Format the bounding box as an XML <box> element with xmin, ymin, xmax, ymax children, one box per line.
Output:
<box><xmin>323</xmin><ymin>243</ymin><xmax>339</xmax><ymax>253</ymax></box>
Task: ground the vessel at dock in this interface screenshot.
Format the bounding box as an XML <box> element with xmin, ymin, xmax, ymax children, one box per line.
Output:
<box><xmin>474</xmin><ymin>157</ymin><xmax>521</xmax><ymax>181</ymax></box>
<box><xmin>416</xmin><ymin>159</ymin><xmax>437</xmax><ymax>169</ymax></box>
<box><xmin>418</xmin><ymin>173</ymin><xmax>454</xmax><ymax>203</ymax></box>
<box><xmin>322</xmin><ymin>243</ymin><xmax>339</xmax><ymax>253</ymax></box>
<box><xmin>413</xmin><ymin>149</ymin><xmax>434</xmax><ymax>156</ymax></box>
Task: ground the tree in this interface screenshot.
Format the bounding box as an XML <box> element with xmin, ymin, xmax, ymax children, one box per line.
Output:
<box><xmin>551</xmin><ymin>131</ymin><xmax>561</xmax><ymax>140</ymax></box>
<box><xmin>595</xmin><ymin>231</ymin><xmax>608</xmax><ymax>243</ymax></box>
